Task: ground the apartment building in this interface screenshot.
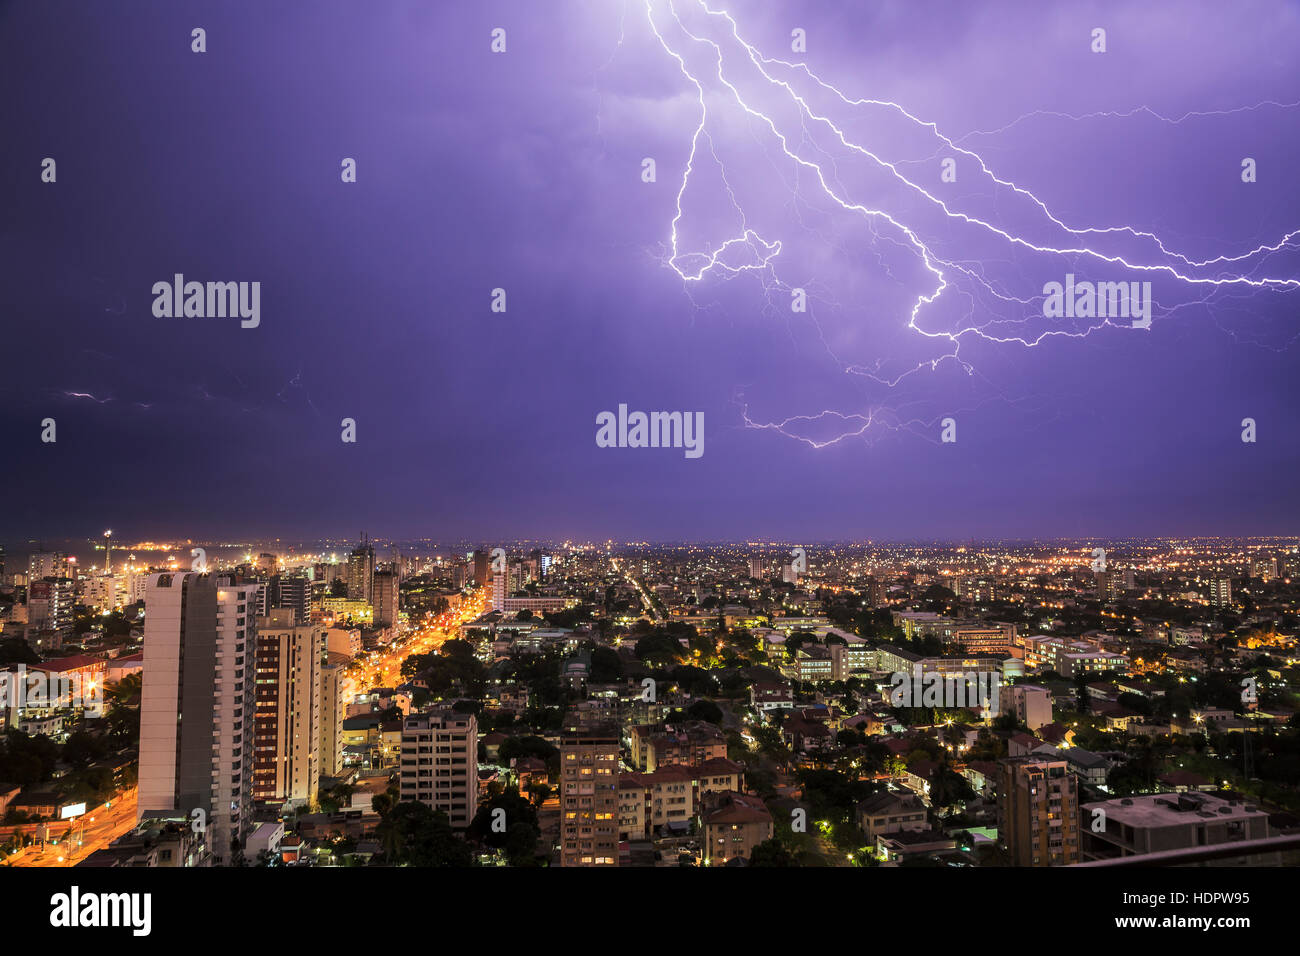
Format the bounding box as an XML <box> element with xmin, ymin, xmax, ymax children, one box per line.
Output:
<box><xmin>560</xmin><ymin>719</ymin><xmax>620</xmax><ymax>866</ymax></box>
<box><xmin>627</xmin><ymin>721</ymin><xmax>727</xmax><ymax>772</ymax></box>
<box><xmin>617</xmin><ymin>757</ymin><xmax>745</xmax><ymax>840</ymax></box>
<box><xmin>398</xmin><ymin>708</ymin><xmax>478</xmax><ymax>829</ymax></box>
<box><xmin>252</xmin><ymin>609</ymin><xmax>321</xmax><ymax>809</ymax></box>
<box><xmin>1002</xmin><ymin>684</ymin><xmax>1054</xmax><ymax>731</ymax></box>
<box><xmin>319</xmin><ymin>653</ymin><xmax>352</xmax><ymax>779</ymax></box>
<box><xmin>998</xmin><ymin>757</ymin><xmax>1081</xmax><ymax>866</ymax></box>
<box><xmin>1081</xmin><ymin>792</ymin><xmax>1271</xmax><ymax>861</ymax></box>
<box><xmin>137</xmin><ymin>573</ymin><xmax>260</xmax><ymax>863</ymax></box>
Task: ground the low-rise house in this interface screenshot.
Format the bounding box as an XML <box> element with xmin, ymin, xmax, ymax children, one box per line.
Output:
<box><xmin>856</xmin><ymin>790</ymin><xmax>928</xmax><ymax>841</ymax></box>
<box><xmin>702</xmin><ymin>791</ymin><xmax>773</xmax><ymax>866</ymax></box>
<box><xmin>750</xmin><ymin>681</ymin><xmax>794</xmax><ymax>713</ymax></box>
<box><xmin>1062</xmin><ymin>747</ymin><xmax>1110</xmax><ymax>788</ymax></box>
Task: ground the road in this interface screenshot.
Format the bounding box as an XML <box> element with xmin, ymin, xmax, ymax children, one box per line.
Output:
<box><xmin>346</xmin><ymin>589</ymin><xmax>489</xmax><ymax>693</ymax></box>
<box><xmin>612</xmin><ymin>557</ymin><xmax>662</xmax><ymax>622</ymax></box>
<box><xmin>8</xmin><ymin>787</ymin><xmax>138</xmax><ymax>868</ymax></box>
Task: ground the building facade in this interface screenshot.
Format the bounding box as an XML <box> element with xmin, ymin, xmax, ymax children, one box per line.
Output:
<box><xmin>398</xmin><ymin>708</ymin><xmax>478</xmax><ymax>829</ymax></box>
<box><xmin>138</xmin><ymin>572</ymin><xmax>261</xmax><ymax>863</ymax></box>
<box><xmin>560</xmin><ymin>719</ymin><xmax>620</xmax><ymax>866</ymax></box>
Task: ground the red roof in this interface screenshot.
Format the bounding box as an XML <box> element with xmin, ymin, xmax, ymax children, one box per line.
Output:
<box><xmin>36</xmin><ymin>654</ymin><xmax>103</xmax><ymax>672</ymax></box>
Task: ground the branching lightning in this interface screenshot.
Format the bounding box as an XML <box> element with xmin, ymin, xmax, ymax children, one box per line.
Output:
<box><xmin>632</xmin><ymin>0</ymin><xmax>1300</xmax><ymax>447</ymax></box>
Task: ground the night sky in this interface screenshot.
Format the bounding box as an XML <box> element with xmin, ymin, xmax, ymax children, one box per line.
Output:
<box><xmin>3</xmin><ymin>0</ymin><xmax>1298</xmax><ymax>543</ymax></box>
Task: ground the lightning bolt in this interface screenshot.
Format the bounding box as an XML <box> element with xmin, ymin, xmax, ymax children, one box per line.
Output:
<box><xmin>631</xmin><ymin>0</ymin><xmax>1300</xmax><ymax>446</ymax></box>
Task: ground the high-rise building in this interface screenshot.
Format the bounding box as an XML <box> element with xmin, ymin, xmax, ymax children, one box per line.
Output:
<box><xmin>314</xmin><ymin>561</ymin><xmax>344</xmax><ymax>588</ymax></box>
<box><xmin>1207</xmin><ymin>577</ymin><xmax>1232</xmax><ymax>607</ymax></box>
<box><xmin>252</xmin><ymin>609</ymin><xmax>321</xmax><ymax>810</ymax></box>
<box><xmin>398</xmin><ymin>708</ymin><xmax>478</xmax><ymax>829</ymax></box>
<box><xmin>27</xmin><ymin>549</ymin><xmax>68</xmax><ymax>582</ymax></box>
<box><xmin>560</xmin><ymin>718</ymin><xmax>620</xmax><ymax>867</ymax></box>
<box><xmin>319</xmin><ymin>654</ymin><xmax>352</xmax><ymax>779</ymax></box>
<box><xmin>1250</xmin><ymin>556</ymin><xmax>1278</xmax><ymax>582</ymax></box>
<box><xmin>373</xmin><ymin>569</ymin><xmax>399</xmax><ymax>627</ymax></box>
<box><xmin>492</xmin><ymin>569</ymin><xmax>507</xmax><ymax>612</ymax></box>
<box><xmin>998</xmin><ymin>757</ymin><xmax>1081</xmax><ymax>867</ymax></box>
<box><xmin>749</xmin><ymin>556</ymin><xmax>763</xmax><ymax>579</ymax></box>
<box><xmin>347</xmin><ymin>537</ymin><xmax>375</xmax><ymax>604</ymax></box>
<box><xmin>864</xmin><ymin>575</ymin><xmax>887</xmax><ymax>608</ymax></box>
<box><xmin>138</xmin><ymin>572</ymin><xmax>261</xmax><ymax>863</ymax></box>
<box><xmin>276</xmin><ymin>574</ymin><xmax>311</xmax><ymax>623</ymax></box>
<box><xmin>472</xmin><ymin>549</ymin><xmax>490</xmax><ymax>587</ymax></box>
<box><xmin>27</xmin><ymin>576</ymin><xmax>75</xmax><ymax>638</ymax></box>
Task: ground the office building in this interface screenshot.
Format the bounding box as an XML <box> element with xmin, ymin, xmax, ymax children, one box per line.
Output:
<box><xmin>262</xmin><ymin>573</ymin><xmax>310</xmax><ymax>625</ymax></box>
<box><xmin>472</xmin><ymin>549</ymin><xmax>490</xmax><ymax>587</ymax></box>
<box><xmin>347</xmin><ymin>537</ymin><xmax>375</xmax><ymax>603</ymax></box>
<box><xmin>373</xmin><ymin>569</ymin><xmax>399</xmax><ymax>627</ymax></box>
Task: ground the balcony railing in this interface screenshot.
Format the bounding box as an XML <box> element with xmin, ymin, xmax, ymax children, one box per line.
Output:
<box><xmin>1071</xmin><ymin>834</ymin><xmax>1300</xmax><ymax>867</ymax></box>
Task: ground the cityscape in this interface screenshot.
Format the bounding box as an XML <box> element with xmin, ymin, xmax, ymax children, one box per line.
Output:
<box><xmin>5</xmin><ymin>0</ymin><xmax>1300</xmax><ymax>936</ymax></box>
<box><xmin>1</xmin><ymin>535</ymin><xmax>1297</xmax><ymax>870</ymax></box>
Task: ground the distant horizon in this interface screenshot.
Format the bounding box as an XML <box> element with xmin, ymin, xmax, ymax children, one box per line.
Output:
<box><xmin>8</xmin><ymin>530</ymin><xmax>1298</xmax><ymax>561</ymax></box>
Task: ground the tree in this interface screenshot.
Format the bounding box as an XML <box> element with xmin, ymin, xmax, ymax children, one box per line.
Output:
<box><xmin>106</xmin><ymin>673</ymin><xmax>142</xmax><ymax>705</ymax></box>
<box><xmin>468</xmin><ymin>790</ymin><xmax>544</xmax><ymax>866</ymax></box>
<box><xmin>635</xmin><ymin>632</ymin><xmax>687</xmax><ymax>667</ymax></box>
<box><xmin>686</xmin><ymin>699</ymin><xmax>724</xmax><ymax>726</ymax></box>
<box><xmin>318</xmin><ymin>782</ymin><xmax>354</xmax><ymax>814</ymax></box>
<box><xmin>0</xmin><ymin>638</ymin><xmax>39</xmax><ymax>667</ymax></box>
<box><xmin>748</xmin><ymin>838</ymin><xmax>798</xmax><ymax>867</ymax></box>
<box><xmin>374</xmin><ymin>802</ymin><xmax>474</xmax><ymax>866</ymax></box>
<box><xmin>590</xmin><ymin>647</ymin><xmax>623</xmax><ymax>683</ymax></box>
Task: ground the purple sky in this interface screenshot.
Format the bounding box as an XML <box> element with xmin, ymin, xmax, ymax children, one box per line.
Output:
<box><xmin>3</xmin><ymin>0</ymin><xmax>1299</xmax><ymax>543</ymax></box>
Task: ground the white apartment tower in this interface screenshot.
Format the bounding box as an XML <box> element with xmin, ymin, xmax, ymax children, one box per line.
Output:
<box><xmin>319</xmin><ymin>654</ymin><xmax>352</xmax><ymax>779</ymax></box>
<box><xmin>138</xmin><ymin>572</ymin><xmax>261</xmax><ymax>863</ymax></box>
